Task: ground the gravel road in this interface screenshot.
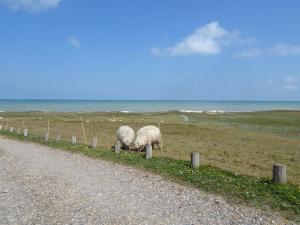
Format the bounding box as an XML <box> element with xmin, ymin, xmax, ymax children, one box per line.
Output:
<box><xmin>0</xmin><ymin>136</ymin><xmax>291</xmax><ymax>225</ymax></box>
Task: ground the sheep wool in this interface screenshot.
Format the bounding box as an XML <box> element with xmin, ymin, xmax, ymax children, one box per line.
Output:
<box><xmin>134</xmin><ymin>125</ymin><xmax>161</xmax><ymax>150</ymax></box>
<box><xmin>117</xmin><ymin>126</ymin><xmax>135</xmax><ymax>149</ymax></box>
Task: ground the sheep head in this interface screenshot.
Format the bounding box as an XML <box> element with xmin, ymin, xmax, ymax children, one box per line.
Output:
<box><xmin>134</xmin><ymin>135</ymin><xmax>144</xmax><ymax>151</ymax></box>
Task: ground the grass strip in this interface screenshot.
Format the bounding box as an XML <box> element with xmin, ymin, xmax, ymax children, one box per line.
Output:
<box><xmin>1</xmin><ymin>130</ymin><xmax>299</xmax><ymax>223</ymax></box>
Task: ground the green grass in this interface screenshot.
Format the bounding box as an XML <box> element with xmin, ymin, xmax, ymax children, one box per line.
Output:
<box><xmin>1</xmin><ymin>111</ymin><xmax>300</xmax><ymax>185</ymax></box>
<box><xmin>0</xmin><ymin>129</ymin><xmax>299</xmax><ymax>223</ymax></box>
<box><xmin>187</xmin><ymin>110</ymin><xmax>300</xmax><ymax>138</ymax></box>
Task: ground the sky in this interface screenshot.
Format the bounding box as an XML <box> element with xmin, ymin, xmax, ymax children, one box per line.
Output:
<box><xmin>0</xmin><ymin>0</ymin><xmax>299</xmax><ymax>100</ymax></box>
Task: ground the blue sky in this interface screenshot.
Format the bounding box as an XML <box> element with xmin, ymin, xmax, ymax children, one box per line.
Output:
<box><xmin>0</xmin><ymin>0</ymin><xmax>299</xmax><ymax>100</ymax></box>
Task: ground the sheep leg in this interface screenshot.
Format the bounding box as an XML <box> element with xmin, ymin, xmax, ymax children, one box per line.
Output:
<box><xmin>137</xmin><ymin>146</ymin><xmax>144</xmax><ymax>152</ymax></box>
<box><xmin>157</xmin><ymin>141</ymin><xmax>161</xmax><ymax>150</ymax></box>
<box><xmin>122</xmin><ymin>144</ymin><xmax>129</xmax><ymax>150</ymax></box>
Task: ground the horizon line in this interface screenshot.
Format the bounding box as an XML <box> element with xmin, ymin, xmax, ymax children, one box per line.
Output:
<box><xmin>0</xmin><ymin>99</ymin><xmax>300</xmax><ymax>102</ymax></box>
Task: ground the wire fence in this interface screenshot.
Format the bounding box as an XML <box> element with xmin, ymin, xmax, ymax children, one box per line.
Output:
<box><xmin>1</xmin><ymin>114</ymin><xmax>300</xmax><ymax>185</ymax></box>
<box><xmin>227</xmin><ymin>122</ymin><xmax>300</xmax><ymax>139</ymax></box>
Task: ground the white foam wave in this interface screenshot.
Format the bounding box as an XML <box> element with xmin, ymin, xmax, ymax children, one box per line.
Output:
<box><xmin>207</xmin><ymin>110</ymin><xmax>225</xmax><ymax>114</ymax></box>
<box><xmin>179</xmin><ymin>110</ymin><xmax>203</xmax><ymax>113</ymax></box>
<box><xmin>179</xmin><ymin>109</ymin><xmax>227</xmax><ymax>114</ymax></box>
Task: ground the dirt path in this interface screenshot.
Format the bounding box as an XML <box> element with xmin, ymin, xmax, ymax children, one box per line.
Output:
<box><xmin>0</xmin><ymin>137</ymin><xmax>290</xmax><ymax>225</ymax></box>
<box><xmin>180</xmin><ymin>114</ymin><xmax>189</xmax><ymax>122</ymax></box>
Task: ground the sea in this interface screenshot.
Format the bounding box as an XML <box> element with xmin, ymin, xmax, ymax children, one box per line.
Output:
<box><xmin>0</xmin><ymin>100</ymin><xmax>299</xmax><ymax>113</ymax></box>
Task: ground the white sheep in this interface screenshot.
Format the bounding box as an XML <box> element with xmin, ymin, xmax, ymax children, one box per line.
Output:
<box><xmin>116</xmin><ymin>126</ymin><xmax>135</xmax><ymax>150</ymax></box>
<box><xmin>134</xmin><ymin>125</ymin><xmax>162</xmax><ymax>151</ymax></box>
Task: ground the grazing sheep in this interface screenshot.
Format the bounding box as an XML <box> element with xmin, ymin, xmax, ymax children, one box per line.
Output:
<box><xmin>117</xmin><ymin>126</ymin><xmax>135</xmax><ymax>150</ymax></box>
<box><xmin>134</xmin><ymin>125</ymin><xmax>161</xmax><ymax>151</ymax></box>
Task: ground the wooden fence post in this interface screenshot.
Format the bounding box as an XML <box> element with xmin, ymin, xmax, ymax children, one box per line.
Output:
<box><xmin>0</xmin><ymin>125</ymin><xmax>2</xmax><ymax>130</ymax></box>
<box><xmin>56</xmin><ymin>134</ymin><xmax>61</xmax><ymax>142</ymax></box>
<box><xmin>71</xmin><ymin>136</ymin><xmax>77</xmax><ymax>144</ymax></box>
<box><xmin>115</xmin><ymin>141</ymin><xmax>121</xmax><ymax>153</ymax></box>
<box><xmin>80</xmin><ymin>118</ymin><xmax>88</xmax><ymax>145</ymax></box>
<box><xmin>191</xmin><ymin>152</ymin><xmax>200</xmax><ymax>168</ymax></box>
<box><xmin>273</xmin><ymin>164</ymin><xmax>287</xmax><ymax>184</ymax></box>
<box><xmin>23</xmin><ymin>129</ymin><xmax>28</xmax><ymax>137</ymax></box>
<box><xmin>45</xmin><ymin>132</ymin><xmax>50</xmax><ymax>141</ymax></box>
<box><xmin>145</xmin><ymin>144</ymin><xmax>152</xmax><ymax>159</ymax></box>
<box><xmin>91</xmin><ymin>137</ymin><xmax>98</xmax><ymax>149</ymax></box>
<box><xmin>9</xmin><ymin>127</ymin><xmax>14</xmax><ymax>132</ymax></box>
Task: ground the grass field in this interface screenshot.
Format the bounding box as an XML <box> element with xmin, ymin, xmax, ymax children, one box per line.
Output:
<box><xmin>1</xmin><ymin>110</ymin><xmax>299</xmax><ymax>185</ymax></box>
<box><xmin>0</xmin><ymin>127</ymin><xmax>299</xmax><ymax>223</ymax></box>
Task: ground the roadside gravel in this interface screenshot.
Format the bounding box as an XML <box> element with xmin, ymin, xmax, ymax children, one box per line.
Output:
<box><xmin>0</xmin><ymin>137</ymin><xmax>292</xmax><ymax>225</ymax></box>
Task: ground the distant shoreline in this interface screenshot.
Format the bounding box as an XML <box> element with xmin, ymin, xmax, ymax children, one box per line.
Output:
<box><xmin>0</xmin><ymin>99</ymin><xmax>299</xmax><ymax>113</ymax></box>
<box><xmin>1</xmin><ymin>110</ymin><xmax>300</xmax><ymax>114</ymax></box>
<box><xmin>0</xmin><ymin>99</ymin><xmax>299</xmax><ymax>101</ymax></box>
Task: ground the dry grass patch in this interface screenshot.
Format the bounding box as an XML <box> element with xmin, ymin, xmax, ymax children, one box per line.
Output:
<box><xmin>1</xmin><ymin>111</ymin><xmax>299</xmax><ymax>185</ymax></box>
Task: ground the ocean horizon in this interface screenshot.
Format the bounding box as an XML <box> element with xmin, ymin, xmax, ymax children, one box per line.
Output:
<box><xmin>0</xmin><ymin>99</ymin><xmax>300</xmax><ymax>113</ymax></box>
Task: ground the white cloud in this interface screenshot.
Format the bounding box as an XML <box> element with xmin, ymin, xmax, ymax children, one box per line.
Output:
<box><xmin>284</xmin><ymin>84</ymin><xmax>298</xmax><ymax>90</ymax></box>
<box><xmin>0</xmin><ymin>0</ymin><xmax>62</xmax><ymax>12</ymax></box>
<box><xmin>68</xmin><ymin>37</ymin><xmax>80</xmax><ymax>48</ymax></box>
<box><xmin>270</xmin><ymin>43</ymin><xmax>300</xmax><ymax>56</ymax></box>
<box><xmin>283</xmin><ymin>76</ymin><xmax>299</xmax><ymax>90</ymax></box>
<box><xmin>152</xmin><ymin>21</ymin><xmax>249</xmax><ymax>56</ymax></box>
<box><xmin>152</xmin><ymin>22</ymin><xmax>300</xmax><ymax>58</ymax></box>
<box><xmin>235</xmin><ymin>43</ymin><xmax>300</xmax><ymax>58</ymax></box>
<box><xmin>268</xmin><ymin>76</ymin><xmax>299</xmax><ymax>91</ymax></box>
<box><xmin>285</xmin><ymin>76</ymin><xmax>298</xmax><ymax>84</ymax></box>
<box><xmin>233</xmin><ymin>48</ymin><xmax>263</xmax><ymax>58</ymax></box>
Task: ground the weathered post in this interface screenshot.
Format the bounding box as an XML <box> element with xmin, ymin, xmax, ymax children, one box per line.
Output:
<box><xmin>191</xmin><ymin>152</ymin><xmax>200</xmax><ymax>168</ymax></box>
<box><xmin>0</xmin><ymin>125</ymin><xmax>2</xmax><ymax>130</ymax></box>
<box><xmin>80</xmin><ymin>118</ymin><xmax>88</xmax><ymax>145</ymax></box>
<box><xmin>23</xmin><ymin>128</ymin><xmax>28</xmax><ymax>137</ymax></box>
<box><xmin>145</xmin><ymin>144</ymin><xmax>152</xmax><ymax>159</ymax></box>
<box><xmin>45</xmin><ymin>132</ymin><xmax>50</xmax><ymax>141</ymax></box>
<box><xmin>273</xmin><ymin>164</ymin><xmax>287</xmax><ymax>184</ymax></box>
<box><xmin>91</xmin><ymin>137</ymin><xmax>98</xmax><ymax>149</ymax></box>
<box><xmin>115</xmin><ymin>141</ymin><xmax>121</xmax><ymax>153</ymax></box>
<box><xmin>71</xmin><ymin>136</ymin><xmax>77</xmax><ymax>145</ymax></box>
<box><xmin>56</xmin><ymin>134</ymin><xmax>61</xmax><ymax>142</ymax></box>
<box><xmin>9</xmin><ymin>127</ymin><xmax>14</xmax><ymax>132</ymax></box>
<box><xmin>17</xmin><ymin>128</ymin><xmax>21</xmax><ymax>135</ymax></box>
